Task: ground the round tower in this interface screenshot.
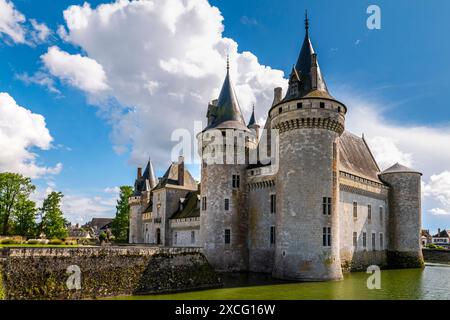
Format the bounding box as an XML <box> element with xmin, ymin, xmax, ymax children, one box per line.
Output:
<box><xmin>379</xmin><ymin>163</ymin><xmax>424</xmax><ymax>268</ymax></box>
<box><xmin>197</xmin><ymin>59</ymin><xmax>257</xmax><ymax>271</ymax></box>
<box><xmin>270</xmin><ymin>13</ymin><xmax>346</xmax><ymax>280</ymax></box>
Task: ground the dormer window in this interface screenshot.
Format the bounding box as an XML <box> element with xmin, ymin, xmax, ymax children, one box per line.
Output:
<box><xmin>320</xmin><ymin>102</ymin><xmax>325</xmax><ymax>109</ymax></box>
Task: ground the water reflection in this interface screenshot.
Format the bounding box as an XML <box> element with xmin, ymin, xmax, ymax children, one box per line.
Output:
<box><xmin>118</xmin><ymin>264</ymin><xmax>450</xmax><ymax>300</ymax></box>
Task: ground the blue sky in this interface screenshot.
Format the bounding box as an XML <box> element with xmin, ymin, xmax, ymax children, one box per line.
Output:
<box><xmin>1</xmin><ymin>0</ymin><xmax>450</xmax><ymax>231</ymax></box>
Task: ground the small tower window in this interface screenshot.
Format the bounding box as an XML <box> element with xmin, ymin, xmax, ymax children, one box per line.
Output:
<box><xmin>278</xmin><ymin>107</ymin><xmax>283</xmax><ymax>114</ymax></box>
<box><xmin>224</xmin><ymin>198</ymin><xmax>230</xmax><ymax>211</ymax></box>
<box><xmin>363</xmin><ymin>232</ymin><xmax>367</xmax><ymax>248</ymax></box>
<box><xmin>191</xmin><ymin>231</ymin><xmax>196</xmax><ymax>244</ymax></box>
<box><xmin>368</xmin><ymin>204</ymin><xmax>372</xmax><ymax>221</ymax></box>
<box><xmin>270</xmin><ymin>194</ymin><xmax>276</xmax><ymax>214</ymax></box>
<box><xmin>323</xmin><ymin>197</ymin><xmax>332</xmax><ymax>215</ymax></box>
<box><xmin>232</xmin><ymin>174</ymin><xmax>240</xmax><ymax>189</ymax></box>
<box><xmin>297</xmin><ymin>102</ymin><xmax>303</xmax><ymax>109</ymax></box>
<box><xmin>320</xmin><ymin>102</ymin><xmax>325</xmax><ymax>109</ymax></box>
<box><xmin>224</xmin><ymin>229</ymin><xmax>231</xmax><ymax>244</ymax></box>
<box><xmin>372</xmin><ymin>233</ymin><xmax>376</xmax><ymax>251</ymax></box>
<box><xmin>174</xmin><ymin>232</ymin><xmax>178</xmax><ymax>245</ymax></box>
<box><xmin>202</xmin><ymin>196</ymin><xmax>207</xmax><ymax>211</ymax></box>
<box><xmin>353</xmin><ymin>202</ymin><xmax>358</xmax><ymax>219</ymax></box>
<box><xmin>270</xmin><ymin>226</ymin><xmax>276</xmax><ymax>245</ymax></box>
<box><xmin>337</xmin><ymin>106</ymin><xmax>341</xmax><ymax>113</ymax></box>
<box><xmin>380</xmin><ymin>233</ymin><xmax>384</xmax><ymax>249</ymax></box>
<box><xmin>353</xmin><ymin>232</ymin><xmax>358</xmax><ymax>248</ymax></box>
<box><xmin>323</xmin><ymin>227</ymin><xmax>331</xmax><ymax>247</ymax></box>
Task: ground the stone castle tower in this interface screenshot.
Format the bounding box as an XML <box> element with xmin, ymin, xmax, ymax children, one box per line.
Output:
<box><xmin>270</xmin><ymin>14</ymin><xmax>346</xmax><ymax>280</ymax></box>
<box><xmin>197</xmin><ymin>58</ymin><xmax>258</xmax><ymax>271</ymax></box>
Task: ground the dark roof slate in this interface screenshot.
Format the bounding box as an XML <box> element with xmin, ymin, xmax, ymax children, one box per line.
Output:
<box><xmin>338</xmin><ymin>131</ymin><xmax>382</xmax><ymax>183</ymax></box>
<box><xmin>170</xmin><ymin>190</ymin><xmax>200</xmax><ymax>220</ymax></box>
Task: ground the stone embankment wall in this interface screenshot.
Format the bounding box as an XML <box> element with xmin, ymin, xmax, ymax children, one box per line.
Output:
<box><xmin>422</xmin><ymin>249</ymin><xmax>450</xmax><ymax>264</ymax></box>
<box><xmin>0</xmin><ymin>247</ymin><xmax>221</xmax><ymax>300</ymax></box>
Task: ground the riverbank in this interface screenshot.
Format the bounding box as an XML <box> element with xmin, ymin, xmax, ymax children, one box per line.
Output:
<box><xmin>111</xmin><ymin>263</ymin><xmax>450</xmax><ymax>300</ymax></box>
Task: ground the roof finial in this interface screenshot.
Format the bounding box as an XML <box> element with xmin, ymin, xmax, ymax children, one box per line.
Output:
<box><xmin>226</xmin><ymin>54</ymin><xmax>230</xmax><ymax>72</ymax></box>
<box><xmin>305</xmin><ymin>10</ymin><xmax>309</xmax><ymax>32</ymax></box>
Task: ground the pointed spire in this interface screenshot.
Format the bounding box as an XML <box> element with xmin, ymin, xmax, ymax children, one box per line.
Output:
<box><xmin>142</xmin><ymin>158</ymin><xmax>157</xmax><ymax>189</ymax></box>
<box><xmin>205</xmin><ymin>56</ymin><xmax>248</xmax><ymax>131</ymax></box>
<box><xmin>248</xmin><ymin>105</ymin><xmax>256</xmax><ymax>127</ymax></box>
<box><xmin>305</xmin><ymin>10</ymin><xmax>309</xmax><ymax>33</ymax></box>
<box><xmin>282</xmin><ymin>11</ymin><xmax>332</xmax><ymax>102</ymax></box>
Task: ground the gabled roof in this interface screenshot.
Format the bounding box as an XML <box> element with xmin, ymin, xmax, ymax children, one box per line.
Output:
<box><xmin>204</xmin><ymin>59</ymin><xmax>249</xmax><ymax>132</ymax></box>
<box><xmin>153</xmin><ymin>162</ymin><xmax>197</xmax><ymax>191</ymax></box>
<box><xmin>170</xmin><ymin>190</ymin><xmax>200</xmax><ymax>220</ymax></box>
<box><xmin>84</xmin><ymin>218</ymin><xmax>113</xmax><ymax>230</ymax></box>
<box><xmin>380</xmin><ymin>163</ymin><xmax>422</xmax><ymax>176</ymax></box>
<box><xmin>338</xmin><ymin>131</ymin><xmax>382</xmax><ymax>183</ymax></box>
<box><xmin>433</xmin><ymin>229</ymin><xmax>450</xmax><ymax>238</ymax></box>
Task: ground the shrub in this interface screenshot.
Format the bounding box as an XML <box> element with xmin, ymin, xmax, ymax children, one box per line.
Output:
<box><xmin>99</xmin><ymin>232</ymin><xmax>107</xmax><ymax>242</ymax></box>
<box><xmin>26</xmin><ymin>239</ymin><xmax>40</xmax><ymax>245</ymax></box>
<box><xmin>48</xmin><ymin>239</ymin><xmax>63</xmax><ymax>245</ymax></box>
<box><xmin>0</xmin><ymin>239</ymin><xmax>20</xmax><ymax>245</ymax></box>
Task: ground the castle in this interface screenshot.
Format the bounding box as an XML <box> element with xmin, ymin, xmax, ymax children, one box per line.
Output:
<box><xmin>129</xmin><ymin>15</ymin><xmax>424</xmax><ymax>281</ymax></box>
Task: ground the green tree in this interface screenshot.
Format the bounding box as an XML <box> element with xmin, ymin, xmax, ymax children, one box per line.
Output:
<box><xmin>13</xmin><ymin>197</ymin><xmax>37</xmax><ymax>238</ymax></box>
<box><xmin>112</xmin><ymin>186</ymin><xmax>133</xmax><ymax>242</ymax></box>
<box><xmin>0</xmin><ymin>173</ymin><xmax>36</xmax><ymax>235</ymax></box>
<box><xmin>40</xmin><ymin>191</ymin><xmax>68</xmax><ymax>239</ymax></box>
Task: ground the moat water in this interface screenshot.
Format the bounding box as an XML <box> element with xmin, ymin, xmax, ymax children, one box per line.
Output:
<box><xmin>117</xmin><ymin>263</ymin><xmax>450</xmax><ymax>300</ymax></box>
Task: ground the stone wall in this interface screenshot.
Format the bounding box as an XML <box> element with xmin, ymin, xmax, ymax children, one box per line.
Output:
<box><xmin>422</xmin><ymin>249</ymin><xmax>450</xmax><ymax>263</ymax></box>
<box><xmin>0</xmin><ymin>247</ymin><xmax>220</xmax><ymax>300</ymax></box>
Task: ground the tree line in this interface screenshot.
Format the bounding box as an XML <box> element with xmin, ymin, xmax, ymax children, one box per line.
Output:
<box><xmin>0</xmin><ymin>172</ymin><xmax>68</xmax><ymax>239</ymax></box>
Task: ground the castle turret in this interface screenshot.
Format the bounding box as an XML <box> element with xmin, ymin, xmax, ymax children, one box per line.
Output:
<box><xmin>379</xmin><ymin>163</ymin><xmax>424</xmax><ymax>268</ymax></box>
<box><xmin>270</xmin><ymin>12</ymin><xmax>346</xmax><ymax>280</ymax></box>
<box><xmin>129</xmin><ymin>159</ymin><xmax>158</xmax><ymax>244</ymax></box>
<box><xmin>247</xmin><ymin>106</ymin><xmax>260</xmax><ymax>140</ymax></box>
<box><xmin>198</xmin><ymin>58</ymin><xmax>257</xmax><ymax>271</ymax></box>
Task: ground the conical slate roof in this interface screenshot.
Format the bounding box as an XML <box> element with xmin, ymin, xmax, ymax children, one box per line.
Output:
<box><xmin>380</xmin><ymin>163</ymin><xmax>422</xmax><ymax>175</ymax></box>
<box><xmin>248</xmin><ymin>106</ymin><xmax>256</xmax><ymax>127</ymax></box>
<box><xmin>142</xmin><ymin>159</ymin><xmax>157</xmax><ymax>190</ymax></box>
<box><xmin>205</xmin><ymin>59</ymin><xmax>249</xmax><ymax>132</ymax></box>
<box><xmin>282</xmin><ymin>12</ymin><xmax>333</xmax><ymax>102</ymax></box>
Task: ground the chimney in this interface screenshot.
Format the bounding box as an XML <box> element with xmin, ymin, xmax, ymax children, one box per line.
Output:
<box><xmin>137</xmin><ymin>167</ymin><xmax>142</xmax><ymax>179</ymax></box>
<box><xmin>272</xmin><ymin>87</ymin><xmax>282</xmax><ymax>106</ymax></box>
<box><xmin>311</xmin><ymin>53</ymin><xmax>318</xmax><ymax>90</ymax></box>
<box><xmin>178</xmin><ymin>156</ymin><xmax>185</xmax><ymax>186</ymax></box>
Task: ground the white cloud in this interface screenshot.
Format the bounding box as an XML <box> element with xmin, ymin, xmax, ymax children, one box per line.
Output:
<box><xmin>58</xmin><ymin>0</ymin><xmax>287</xmax><ymax>166</ymax></box>
<box><xmin>31</xmin><ymin>182</ymin><xmax>117</xmax><ymax>224</ymax></box>
<box><xmin>30</xmin><ymin>18</ymin><xmax>51</xmax><ymax>43</ymax></box>
<box><xmin>0</xmin><ymin>92</ymin><xmax>62</xmax><ymax>178</ymax></box>
<box><xmin>16</xmin><ymin>71</ymin><xmax>61</xmax><ymax>94</ymax></box>
<box><xmin>104</xmin><ymin>186</ymin><xmax>120</xmax><ymax>194</ymax></box>
<box><xmin>0</xmin><ymin>0</ymin><xmax>26</xmax><ymax>43</ymax></box>
<box><xmin>0</xmin><ymin>0</ymin><xmax>51</xmax><ymax>45</ymax></box>
<box><xmin>41</xmin><ymin>46</ymin><xmax>109</xmax><ymax>94</ymax></box>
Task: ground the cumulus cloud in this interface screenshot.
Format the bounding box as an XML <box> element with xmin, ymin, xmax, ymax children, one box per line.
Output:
<box><xmin>41</xmin><ymin>46</ymin><xmax>109</xmax><ymax>94</ymax></box>
<box><xmin>0</xmin><ymin>0</ymin><xmax>26</xmax><ymax>43</ymax></box>
<box><xmin>57</xmin><ymin>0</ymin><xmax>286</xmax><ymax>166</ymax></box>
<box><xmin>0</xmin><ymin>0</ymin><xmax>51</xmax><ymax>45</ymax></box>
<box><xmin>0</xmin><ymin>92</ymin><xmax>62</xmax><ymax>178</ymax></box>
<box><xmin>423</xmin><ymin>171</ymin><xmax>450</xmax><ymax>216</ymax></box>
